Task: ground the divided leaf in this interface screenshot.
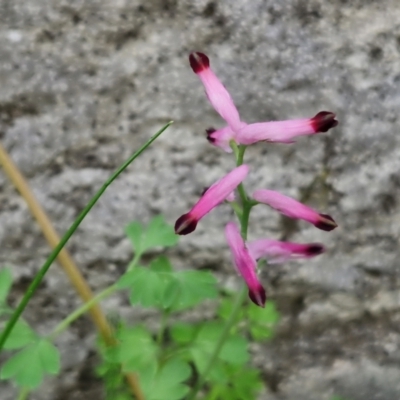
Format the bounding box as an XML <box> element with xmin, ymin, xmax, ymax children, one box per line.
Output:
<box><xmin>117</xmin><ymin>264</ymin><xmax>167</xmax><ymax>308</ymax></box>
<box><xmin>248</xmin><ymin>300</ymin><xmax>280</xmax><ymax>341</ymax></box>
<box><xmin>125</xmin><ymin>222</ymin><xmax>142</xmax><ymax>254</ymax></box>
<box><xmin>208</xmin><ymin>366</ymin><xmax>264</xmax><ymax>400</ymax></box>
<box><xmin>168</xmin><ymin>271</ymin><xmax>218</xmax><ymax>311</ymax></box>
<box><xmin>114</xmin><ymin>325</ymin><xmax>157</xmax><ymax>373</ymax></box>
<box><xmin>144</xmin><ymin>359</ymin><xmax>191</xmax><ymax>400</ymax></box>
<box><xmin>142</xmin><ymin>216</ymin><xmax>179</xmax><ymax>251</ymax></box>
<box><xmin>125</xmin><ymin>215</ymin><xmax>178</xmax><ymax>256</ymax></box>
<box><xmin>117</xmin><ymin>257</ymin><xmax>217</xmax><ymax>311</ymax></box>
<box><xmin>3</xmin><ymin>319</ymin><xmax>38</xmax><ymax>350</ymax></box>
<box><xmin>0</xmin><ymin>339</ymin><xmax>60</xmax><ymax>389</ymax></box>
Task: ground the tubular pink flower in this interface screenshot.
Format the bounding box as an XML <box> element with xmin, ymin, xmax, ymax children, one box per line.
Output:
<box><xmin>189</xmin><ymin>52</ymin><xmax>242</xmax><ymax>132</ymax></box>
<box><xmin>253</xmin><ymin>189</ymin><xmax>337</xmax><ymax>231</ymax></box>
<box><xmin>206</xmin><ymin>126</ymin><xmax>235</xmax><ymax>153</ymax></box>
<box><xmin>175</xmin><ymin>165</ymin><xmax>249</xmax><ymax>235</ymax></box>
<box><xmin>247</xmin><ymin>239</ymin><xmax>325</xmax><ymax>264</ymax></box>
<box><xmin>236</xmin><ymin>112</ymin><xmax>338</xmax><ymax>144</ymax></box>
<box><xmin>225</xmin><ymin>222</ymin><xmax>266</xmax><ymax>308</ymax></box>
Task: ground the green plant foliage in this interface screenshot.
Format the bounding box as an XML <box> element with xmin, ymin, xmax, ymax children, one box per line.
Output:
<box><xmin>247</xmin><ymin>300</ymin><xmax>280</xmax><ymax>341</ymax></box>
<box><xmin>218</xmin><ymin>293</ymin><xmax>280</xmax><ymax>341</ymax></box>
<box><xmin>205</xmin><ymin>366</ymin><xmax>264</xmax><ymax>400</ymax></box>
<box><xmin>141</xmin><ymin>358</ymin><xmax>191</xmax><ymax>400</ymax></box>
<box><xmin>168</xmin><ymin>319</ymin><xmax>264</xmax><ymax>399</ymax></box>
<box><xmin>118</xmin><ymin>265</ymin><xmax>166</xmax><ymax>308</ymax></box>
<box><xmin>117</xmin><ymin>256</ymin><xmax>218</xmax><ymax>311</ymax></box>
<box><xmin>189</xmin><ymin>322</ymin><xmax>249</xmax><ymax>382</ymax></box>
<box><xmin>170</xmin><ymin>271</ymin><xmax>217</xmax><ymax>311</ymax></box>
<box><xmin>0</xmin><ymin>266</ymin><xmax>58</xmax><ymax>389</ymax></box>
<box><xmin>125</xmin><ymin>215</ymin><xmax>178</xmax><ymax>256</ymax></box>
<box><xmin>0</xmin><ymin>339</ymin><xmax>60</xmax><ymax>388</ymax></box>
<box><xmin>97</xmin><ymin>345</ymin><xmax>133</xmax><ymax>400</ymax></box>
<box><xmin>0</xmin><ymin>268</ymin><xmax>43</xmax><ymax>351</ymax></box>
<box><xmin>99</xmin><ymin>324</ymin><xmax>191</xmax><ymax>400</ymax></box>
<box><xmin>218</xmin><ymin>296</ymin><xmax>245</xmax><ymax>322</ymax></box>
<box><xmin>170</xmin><ymin>322</ymin><xmax>197</xmax><ymax>345</ymax></box>
<box><xmin>111</xmin><ymin>325</ymin><xmax>158</xmax><ymax>373</ymax></box>
<box><xmin>0</xmin><ymin>268</ymin><xmax>12</xmax><ymax>307</ymax></box>
<box><xmin>2</xmin><ymin>319</ymin><xmax>38</xmax><ymax>350</ymax></box>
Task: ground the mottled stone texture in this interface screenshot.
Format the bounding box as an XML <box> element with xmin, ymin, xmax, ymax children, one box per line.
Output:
<box><xmin>1</xmin><ymin>0</ymin><xmax>400</xmax><ymax>399</ymax></box>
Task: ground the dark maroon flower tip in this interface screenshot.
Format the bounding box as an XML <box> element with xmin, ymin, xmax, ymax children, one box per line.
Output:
<box><xmin>311</xmin><ymin>111</ymin><xmax>339</xmax><ymax>133</ymax></box>
<box><xmin>315</xmin><ymin>213</ymin><xmax>338</xmax><ymax>231</ymax></box>
<box><xmin>189</xmin><ymin>52</ymin><xmax>210</xmax><ymax>73</ymax></box>
<box><xmin>206</xmin><ymin>127</ymin><xmax>216</xmax><ymax>143</ymax></box>
<box><xmin>201</xmin><ymin>186</ymin><xmax>210</xmax><ymax>196</ymax></box>
<box><xmin>305</xmin><ymin>243</ymin><xmax>326</xmax><ymax>256</ymax></box>
<box><xmin>174</xmin><ymin>213</ymin><xmax>198</xmax><ymax>235</ymax></box>
<box><xmin>248</xmin><ymin>285</ymin><xmax>267</xmax><ymax>308</ymax></box>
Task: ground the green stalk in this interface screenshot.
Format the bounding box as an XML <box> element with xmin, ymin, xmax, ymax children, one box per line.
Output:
<box><xmin>47</xmin><ymin>252</ymin><xmax>143</xmax><ymax>341</ymax></box>
<box><xmin>240</xmin><ymin>201</ymin><xmax>252</xmax><ymax>240</ymax></box>
<box><xmin>156</xmin><ymin>310</ymin><xmax>170</xmax><ymax>348</ymax></box>
<box><xmin>127</xmin><ymin>252</ymin><xmax>141</xmax><ymax>272</ymax></box>
<box><xmin>236</xmin><ymin>145</ymin><xmax>246</xmax><ymax>166</ymax></box>
<box><xmin>47</xmin><ymin>284</ymin><xmax>118</xmax><ymax>341</ymax></box>
<box><xmin>0</xmin><ymin>121</ymin><xmax>173</xmax><ymax>353</ymax></box>
<box><xmin>17</xmin><ymin>387</ymin><xmax>29</xmax><ymax>400</ymax></box>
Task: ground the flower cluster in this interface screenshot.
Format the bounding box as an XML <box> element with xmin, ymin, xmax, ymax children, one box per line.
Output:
<box><xmin>175</xmin><ymin>52</ymin><xmax>338</xmax><ymax>307</ymax></box>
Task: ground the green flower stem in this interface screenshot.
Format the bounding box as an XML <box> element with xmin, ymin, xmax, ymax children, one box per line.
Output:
<box><xmin>17</xmin><ymin>387</ymin><xmax>29</xmax><ymax>400</ymax></box>
<box><xmin>0</xmin><ymin>121</ymin><xmax>173</xmax><ymax>353</ymax></box>
<box><xmin>240</xmin><ymin>201</ymin><xmax>252</xmax><ymax>240</ymax></box>
<box><xmin>48</xmin><ymin>284</ymin><xmax>118</xmax><ymax>341</ymax></box>
<box><xmin>236</xmin><ymin>145</ymin><xmax>246</xmax><ymax>166</ymax></box>
<box><xmin>229</xmin><ymin>200</ymin><xmax>243</xmax><ymax>219</ymax></box>
<box><xmin>48</xmin><ymin>252</ymin><xmax>143</xmax><ymax>341</ymax></box>
<box><xmin>127</xmin><ymin>252</ymin><xmax>141</xmax><ymax>272</ymax></box>
<box><xmin>236</xmin><ymin>145</ymin><xmax>252</xmax><ymax>239</ymax></box>
<box><xmin>235</xmin><ymin>144</ymin><xmax>249</xmax><ymax>215</ymax></box>
<box><xmin>156</xmin><ymin>310</ymin><xmax>170</xmax><ymax>348</ymax></box>
<box><xmin>230</xmin><ymin>140</ymin><xmax>240</xmax><ymax>160</ymax></box>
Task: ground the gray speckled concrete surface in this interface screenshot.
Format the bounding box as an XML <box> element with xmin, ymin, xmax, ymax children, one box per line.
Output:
<box><xmin>1</xmin><ymin>0</ymin><xmax>400</xmax><ymax>399</ymax></box>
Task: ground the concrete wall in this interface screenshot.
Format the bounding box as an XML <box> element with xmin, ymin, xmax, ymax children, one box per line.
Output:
<box><xmin>1</xmin><ymin>1</ymin><xmax>400</xmax><ymax>399</ymax></box>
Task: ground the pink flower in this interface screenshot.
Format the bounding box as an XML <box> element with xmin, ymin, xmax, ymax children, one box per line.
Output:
<box><xmin>206</xmin><ymin>126</ymin><xmax>235</xmax><ymax>153</ymax></box>
<box><xmin>252</xmin><ymin>189</ymin><xmax>337</xmax><ymax>231</ymax></box>
<box><xmin>189</xmin><ymin>52</ymin><xmax>243</xmax><ymax>132</ymax></box>
<box><xmin>247</xmin><ymin>239</ymin><xmax>325</xmax><ymax>264</ymax></box>
<box><xmin>225</xmin><ymin>222</ymin><xmax>266</xmax><ymax>307</ymax></box>
<box><xmin>189</xmin><ymin>52</ymin><xmax>338</xmax><ymax>152</ymax></box>
<box><xmin>175</xmin><ymin>165</ymin><xmax>249</xmax><ymax>235</ymax></box>
<box><xmin>236</xmin><ymin>112</ymin><xmax>338</xmax><ymax>144</ymax></box>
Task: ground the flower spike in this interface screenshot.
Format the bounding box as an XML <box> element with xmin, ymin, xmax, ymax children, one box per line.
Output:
<box><xmin>253</xmin><ymin>189</ymin><xmax>337</xmax><ymax>231</ymax></box>
<box><xmin>175</xmin><ymin>165</ymin><xmax>249</xmax><ymax>235</ymax></box>
<box><xmin>189</xmin><ymin>52</ymin><xmax>242</xmax><ymax>132</ymax></box>
<box><xmin>247</xmin><ymin>239</ymin><xmax>325</xmax><ymax>264</ymax></box>
<box><xmin>225</xmin><ymin>222</ymin><xmax>266</xmax><ymax>307</ymax></box>
<box><xmin>236</xmin><ymin>112</ymin><xmax>338</xmax><ymax>145</ymax></box>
